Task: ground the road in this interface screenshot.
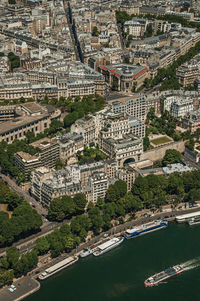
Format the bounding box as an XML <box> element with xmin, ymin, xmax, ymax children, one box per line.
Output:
<box><xmin>0</xmin><ymin>173</ymin><xmax>47</xmax><ymax>216</ymax></box>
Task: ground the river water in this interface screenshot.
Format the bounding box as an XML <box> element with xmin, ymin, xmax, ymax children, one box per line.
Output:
<box><xmin>26</xmin><ymin>223</ymin><xmax>200</xmax><ymax>301</ymax></box>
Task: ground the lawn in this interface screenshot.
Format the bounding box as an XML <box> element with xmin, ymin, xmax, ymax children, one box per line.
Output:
<box><xmin>151</xmin><ymin>136</ymin><xmax>171</xmax><ymax>145</ymax></box>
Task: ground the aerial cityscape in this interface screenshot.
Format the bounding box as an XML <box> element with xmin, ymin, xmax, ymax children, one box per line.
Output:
<box><xmin>0</xmin><ymin>0</ymin><xmax>200</xmax><ymax>300</ymax></box>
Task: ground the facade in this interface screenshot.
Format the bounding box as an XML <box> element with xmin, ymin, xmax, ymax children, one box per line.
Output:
<box><xmin>182</xmin><ymin>110</ymin><xmax>200</xmax><ymax>133</ymax></box>
<box><xmin>55</xmin><ymin>132</ymin><xmax>84</xmax><ymax>162</ymax></box>
<box><xmin>14</xmin><ymin>151</ymin><xmax>41</xmax><ymax>179</ymax></box>
<box><xmin>100</xmin><ymin>64</ymin><xmax>149</xmax><ymax>92</ymax></box>
<box><xmin>171</xmin><ymin>100</ymin><xmax>193</xmax><ymax>118</ymax></box>
<box><xmin>30</xmin><ymin>138</ymin><xmax>60</xmax><ymax>168</ymax></box>
<box><xmin>0</xmin><ymin>105</ymin><xmax>16</xmax><ymax>122</ymax></box>
<box><xmin>0</xmin><ymin>103</ymin><xmax>61</xmax><ymax>144</ymax></box>
<box><xmin>99</xmin><ymin>133</ymin><xmax>143</xmax><ymax>167</ymax></box>
<box><xmin>14</xmin><ymin>138</ymin><xmax>59</xmax><ymax>179</ymax></box>
<box><xmin>116</xmin><ymin>167</ymin><xmax>136</xmax><ymax>192</ymax></box>
<box><xmin>177</xmin><ymin>63</ymin><xmax>200</xmax><ymax>87</ymax></box>
<box><xmin>88</xmin><ymin>172</ymin><xmax>108</xmax><ymax>202</ymax></box>
<box><xmin>124</xmin><ymin>18</ymin><xmax>148</xmax><ymax>38</ymax></box>
<box><xmin>111</xmin><ymin>95</ymin><xmax>146</xmax><ymax>121</ymax></box>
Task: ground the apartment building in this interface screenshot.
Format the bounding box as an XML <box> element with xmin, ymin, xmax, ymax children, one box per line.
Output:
<box><xmin>177</xmin><ymin>63</ymin><xmax>200</xmax><ymax>87</ymax></box>
<box><xmin>14</xmin><ymin>138</ymin><xmax>60</xmax><ymax>178</ymax></box>
<box><xmin>182</xmin><ymin>110</ymin><xmax>200</xmax><ymax>133</ymax></box>
<box><xmin>116</xmin><ymin>167</ymin><xmax>136</xmax><ymax>192</ymax></box>
<box><xmin>170</xmin><ymin>100</ymin><xmax>193</xmax><ymax>118</ymax></box>
<box><xmin>124</xmin><ymin>18</ymin><xmax>148</xmax><ymax>38</ymax></box>
<box><xmin>30</xmin><ymin>160</ymin><xmax>117</xmax><ymax>204</ymax></box>
<box><xmin>88</xmin><ymin>172</ymin><xmax>108</xmax><ymax>202</ymax></box>
<box><xmin>100</xmin><ymin>112</ymin><xmax>145</xmax><ymax>139</ymax></box>
<box><xmin>111</xmin><ymin>95</ymin><xmax>146</xmax><ymax>121</ymax></box>
<box><xmin>57</xmin><ymin>79</ymin><xmax>95</xmax><ymax>98</ymax></box>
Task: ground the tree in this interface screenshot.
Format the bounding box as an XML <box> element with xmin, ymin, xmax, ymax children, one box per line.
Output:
<box><xmin>0</xmin><ymin>269</ymin><xmax>14</xmax><ymax>287</ymax></box>
<box><xmin>162</xmin><ymin>149</ymin><xmax>181</xmax><ymax>166</ymax></box>
<box><xmin>143</xmin><ymin>135</ymin><xmax>150</xmax><ymax>151</ymax></box>
<box><xmin>55</xmin><ymin>159</ymin><xmax>64</xmax><ymax>170</ymax></box>
<box><xmin>187</xmin><ymin>189</ymin><xmax>200</xmax><ymax>203</ymax></box>
<box><xmin>106</xmin><ymin>180</ymin><xmax>127</xmax><ymax>202</ymax></box>
<box><xmin>144</xmin><ymin>24</ymin><xmax>153</xmax><ymax>37</ymax></box>
<box><xmin>74</xmin><ymin>193</ymin><xmax>87</xmax><ymax>214</ymax></box>
<box><xmin>186</xmin><ymin>138</ymin><xmax>195</xmax><ymax>151</ymax></box>
<box><xmin>92</xmin><ymin>26</ymin><xmax>99</xmax><ymax>37</ymax></box>
<box><xmin>36</xmin><ymin>237</ymin><xmax>50</xmax><ymax>255</ymax></box>
<box><xmin>6</xmin><ymin>247</ymin><xmax>19</xmax><ymax>269</ymax></box>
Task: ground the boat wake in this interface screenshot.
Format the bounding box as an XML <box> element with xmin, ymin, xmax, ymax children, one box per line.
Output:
<box><xmin>180</xmin><ymin>257</ymin><xmax>200</xmax><ymax>271</ymax></box>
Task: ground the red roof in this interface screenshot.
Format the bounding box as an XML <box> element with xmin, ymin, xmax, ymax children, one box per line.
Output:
<box><xmin>132</xmin><ymin>67</ymin><xmax>148</xmax><ymax>79</ymax></box>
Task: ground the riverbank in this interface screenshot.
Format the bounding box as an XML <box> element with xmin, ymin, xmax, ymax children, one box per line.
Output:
<box><xmin>26</xmin><ymin>222</ymin><xmax>200</xmax><ymax>301</ymax></box>
<box><xmin>1</xmin><ymin>204</ymin><xmax>200</xmax><ymax>301</ymax></box>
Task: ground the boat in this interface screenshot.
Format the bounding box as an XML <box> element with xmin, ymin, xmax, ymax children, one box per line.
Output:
<box><xmin>124</xmin><ymin>219</ymin><xmax>168</xmax><ymax>239</ymax></box>
<box><xmin>188</xmin><ymin>215</ymin><xmax>200</xmax><ymax>225</ymax></box>
<box><xmin>38</xmin><ymin>256</ymin><xmax>79</xmax><ymax>280</ymax></box>
<box><xmin>144</xmin><ymin>265</ymin><xmax>184</xmax><ymax>287</ymax></box>
<box><xmin>176</xmin><ymin>211</ymin><xmax>200</xmax><ymax>223</ymax></box>
<box><xmin>80</xmin><ymin>248</ymin><xmax>93</xmax><ymax>258</ymax></box>
<box><xmin>93</xmin><ymin>236</ymin><xmax>124</xmax><ymax>257</ymax></box>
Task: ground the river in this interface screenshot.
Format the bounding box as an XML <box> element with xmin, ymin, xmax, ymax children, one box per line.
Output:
<box><xmin>26</xmin><ymin>223</ymin><xmax>200</xmax><ymax>301</ymax></box>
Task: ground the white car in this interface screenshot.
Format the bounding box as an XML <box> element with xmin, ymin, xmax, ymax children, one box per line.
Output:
<box><xmin>8</xmin><ymin>288</ymin><xmax>14</xmax><ymax>292</ymax></box>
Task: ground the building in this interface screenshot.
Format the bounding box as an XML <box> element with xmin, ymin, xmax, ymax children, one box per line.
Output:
<box><xmin>30</xmin><ymin>167</ymin><xmax>82</xmax><ymax>205</ymax></box>
<box><xmin>14</xmin><ymin>151</ymin><xmax>41</xmax><ymax>179</ymax></box>
<box><xmin>0</xmin><ymin>103</ymin><xmax>61</xmax><ymax>144</ymax></box>
<box><xmin>14</xmin><ymin>138</ymin><xmax>60</xmax><ymax>179</ymax></box>
<box><xmin>116</xmin><ymin>167</ymin><xmax>136</xmax><ymax>191</ymax></box>
<box><xmin>30</xmin><ymin>138</ymin><xmax>60</xmax><ymax>168</ymax></box>
<box><xmin>88</xmin><ymin>172</ymin><xmax>108</xmax><ymax>202</ymax></box>
<box><xmin>55</xmin><ymin>132</ymin><xmax>84</xmax><ymax>162</ymax></box>
<box><xmin>182</xmin><ymin>110</ymin><xmax>200</xmax><ymax>133</ymax></box>
<box><xmin>111</xmin><ymin>95</ymin><xmax>146</xmax><ymax>121</ymax></box>
<box><xmin>100</xmin><ymin>64</ymin><xmax>149</xmax><ymax>92</ymax></box>
<box><xmin>177</xmin><ymin>63</ymin><xmax>200</xmax><ymax>87</ymax></box>
<box><xmin>100</xmin><ymin>112</ymin><xmax>145</xmax><ymax>139</ymax></box>
<box><xmin>124</xmin><ymin>18</ymin><xmax>148</xmax><ymax>38</ymax></box>
<box><xmin>99</xmin><ymin>133</ymin><xmax>143</xmax><ymax>167</ymax></box>
<box><xmin>0</xmin><ymin>105</ymin><xmax>17</xmax><ymax>122</ymax></box>
<box><xmin>171</xmin><ymin>99</ymin><xmax>193</xmax><ymax>118</ymax></box>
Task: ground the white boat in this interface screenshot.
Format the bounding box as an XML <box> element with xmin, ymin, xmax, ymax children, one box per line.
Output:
<box><xmin>124</xmin><ymin>220</ymin><xmax>168</xmax><ymax>239</ymax></box>
<box><xmin>176</xmin><ymin>211</ymin><xmax>200</xmax><ymax>223</ymax></box>
<box><xmin>80</xmin><ymin>248</ymin><xmax>93</xmax><ymax>258</ymax></box>
<box><xmin>188</xmin><ymin>216</ymin><xmax>200</xmax><ymax>225</ymax></box>
<box><xmin>38</xmin><ymin>256</ymin><xmax>79</xmax><ymax>280</ymax></box>
<box><xmin>93</xmin><ymin>236</ymin><xmax>124</xmax><ymax>257</ymax></box>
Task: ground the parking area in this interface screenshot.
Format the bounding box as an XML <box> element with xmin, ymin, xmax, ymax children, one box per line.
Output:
<box><xmin>0</xmin><ymin>276</ymin><xmax>40</xmax><ymax>301</ymax></box>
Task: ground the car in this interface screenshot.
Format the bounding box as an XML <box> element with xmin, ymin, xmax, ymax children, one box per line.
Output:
<box><xmin>192</xmin><ymin>203</ymin><xmax>199</xmax><ymax>207</ymax></box>
<box><xmin>11</xmin><ymin>285</ymin><xmax>15</xmax><ymax>289</ymax></box>
<box><xmin>150</xmin><ymin>213</ymin><xmax>154</xmax><ymax>217</ymax></box>
<box><xmin>8</xmin><ymin>288</ymin><xmax>14</xmax><ymax>292</ymax></box>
